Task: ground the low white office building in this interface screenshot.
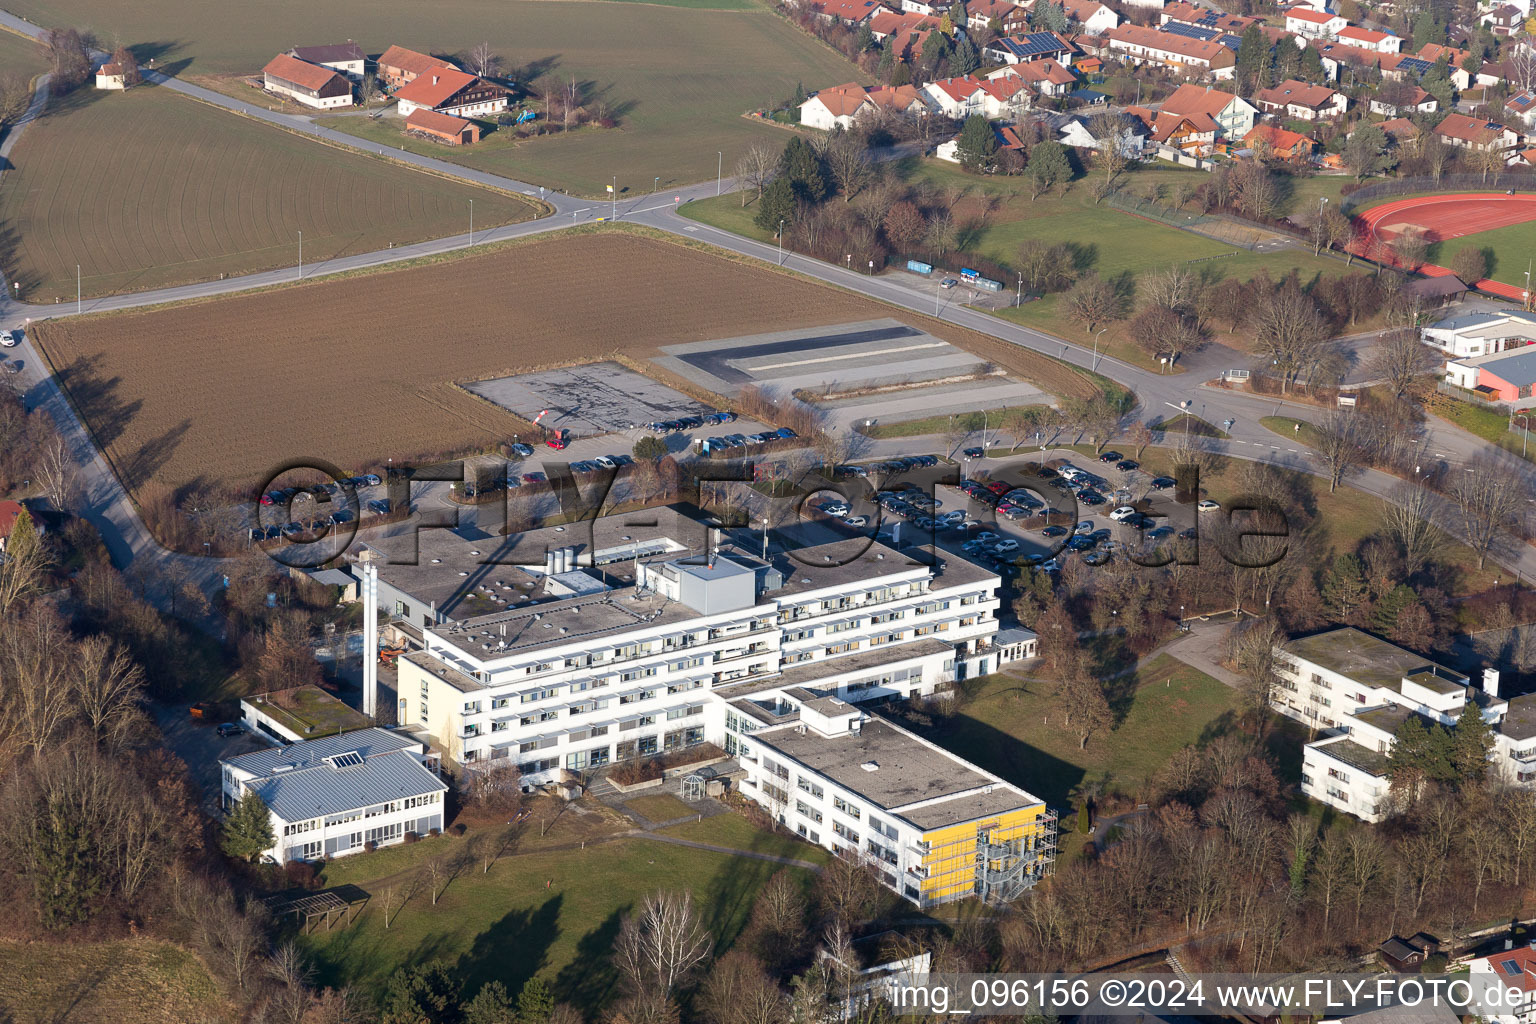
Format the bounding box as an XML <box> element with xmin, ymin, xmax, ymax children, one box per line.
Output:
<box><xmin>221</xmin><ymin>729</ymin><xmax>447</xmax><ymax>864</ymax></box>
<box><xmin>1422</xmin><ymin>310</ymin><xmax>1536</xmax><ymax>359</ymax></box>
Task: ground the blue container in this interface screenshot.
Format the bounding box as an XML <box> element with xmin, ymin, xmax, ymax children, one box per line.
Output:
<box><xmin>906</xmin><ymin>259</ymin><xmax>933</xmax><ymax>274</ymax></box>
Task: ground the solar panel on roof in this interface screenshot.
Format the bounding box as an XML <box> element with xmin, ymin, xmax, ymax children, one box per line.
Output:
<box><xmin>1502</xmin><ymin>960</ymin><xmax>1523</xmax><ymax>975</ymax></box>
<box><xmin>1162</xmin><ymin>20</ymin><xmax>1221</xmax><ymax>41</ymax></box>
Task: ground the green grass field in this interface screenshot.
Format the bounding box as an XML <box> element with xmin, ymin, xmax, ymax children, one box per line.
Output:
<box><xmin>0</xmin><ymin>0</ymin><xmax>863</xmax><ymax>196</ymax></box>
<box><xmin>908</xmin><ymin>654</ymin><xmax>1239</xmax><ymax>807</ymax></box>
<box><xmin>0</xmin><ymin>84</ymin><xmax>536</xmax><ymax>299</ymax></box>
<box><xmin>684</xmin><ymin>159</ymin><xmax>1364</xmax><ymax>371</ymax></box>
<box><xmin>1425</xmin><ymin>219</ymin><xmax>1536</xmax><ymax>288</ymax></box>
<box><xmin>304</xmin><ymin>833</ymin><xmax>815</xmax><ymax>1014</ymax></box>
<box><xmin>656</xmin><ymin>813</ymin><xmax>832</xmax><ymax>864</ymax></box>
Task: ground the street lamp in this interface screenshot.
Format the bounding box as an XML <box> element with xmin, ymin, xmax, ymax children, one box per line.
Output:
<box><xmin>297</xmin><ymin>230</ymin><xmax>303</xmax><ymax>280</ymax></box>
<box><xmin>469</xmin><ymin>198</ymin><xmax>474</xmax><ymax>245</ymax></box>
<box><xmin>778</xmin><ymin>219</ymin><xmax>786</xmax><ymax>265</ymax></box>
<box><xmin>1164</xmin><ymin>400</ymin><xmax>1192</xmax><ymax>442</ymax></box>
<box><xmin>1092</xmin><ymin>327</ymin><xmax>1107</xmax><ymax>372</ymax></box>
<box><xmin>717</xmin><ymin>151</ymin><xmax>722</xmax><ymax>197</ymax></box>
<box><xmin>612</xmin><ymin>175</ymin><xmax>618</xmax><ymax>219</ymax></box>
<box><xmin>846</xmin><ymin>254</ymin><xmax>852</xmax><ymax>271</ymax></box>
<box><xmin>654</xmin><ymin>176</ymin><xmax>660</xmax><ymax>194</ymax></box>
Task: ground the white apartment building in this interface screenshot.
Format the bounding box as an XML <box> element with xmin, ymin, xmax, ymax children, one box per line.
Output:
<box><xmin>367</xmin><ymin>506</ymin><xmax>1047</xmax><ymax>903</ymax></box>
<box><xmin>220</xmin><ymin>729</ymin><xmax>448</xmax><ymax>864</ymax></box>
<box><xmin>1278</xmin><ymin>628</ymin><xmax>1536</xmax><ymax>822</ymax></box>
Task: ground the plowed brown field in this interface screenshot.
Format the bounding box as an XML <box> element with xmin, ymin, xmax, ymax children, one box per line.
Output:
<box><xmin>33</xmin><ymin>230</ymin><xmax>1098</xmax><ymax>502</ymax></box>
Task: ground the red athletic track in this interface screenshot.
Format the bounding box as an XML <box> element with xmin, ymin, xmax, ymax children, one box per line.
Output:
<box><xmin>1350</xmin><ymin>192</ymin><xmax>1536</xmax><ymax>301</ymax></box>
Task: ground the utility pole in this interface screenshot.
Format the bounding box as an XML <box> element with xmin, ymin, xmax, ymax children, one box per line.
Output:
<box><xmin>717</xmin><ymin>151</ymin><xmax>722</xmax><ymax>197</ymax></box>
<box><xmin>612</xmin><ymin>175</ymin><xmax>617</xmax><ymax>219</ymax></box>
<box><xmin>469</xmin><ymin>199</ymin><xmax>474</xmax><ymax>245</ymax></box>
<box><xmin>76</xmin><ymin>265</ymin><xmax>80</xmax><ymax>315</ymax></box>
<box><xmin>298</xmin><ymin>230</ymin><xmax>303</xmax><ymax>280</ymax></box>
<box><xmin>778</xmin><ymin>219</ymin><xmax>785</xmax><ymax>265</ymax></box>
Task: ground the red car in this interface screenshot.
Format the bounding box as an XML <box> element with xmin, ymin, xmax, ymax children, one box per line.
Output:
<box><xmin>985</xmin><ymin>480</ymin><xmax>1010</xmax><ymax>496</ymax></box>
<box><xmin>546</xmin><ymin>430</ymin><xmax>569</xmax><ymax>451</ymax></box>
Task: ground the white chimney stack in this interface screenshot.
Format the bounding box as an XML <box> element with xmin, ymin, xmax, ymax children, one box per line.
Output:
<box><xmin>544</xmin><ymin>549</ymin><xmax>556</xmax><ymax>575</ymax></box>
<box><xmin>362</xmin><ymin>562</ymin><xmax>379</xmax><ymax>719</ymax></box>
<box><xmin>1485</xmin><ymin>667</ymin><xmax>1501</xmax><ymax>698</ymax></box>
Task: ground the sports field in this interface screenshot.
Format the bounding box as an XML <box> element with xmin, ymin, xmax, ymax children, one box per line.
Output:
<box><xmin>0</xmin><ymin>0</ymin><xmax>863</xmax><ymax>196</ymax></box>
<box><xmin>1353</xmin><ymin>192</ymin><xmax>1536</xmax><ymax>298</ymax></box>
<box><xmin>32</xmin><ymin>229</ymin><xmax>1100</xmax><ymax>504</ymax></box>
<box><xmin>0</xmin><ymin>85</ymin><xmax>535</xmax><ymax>299</ymax></box>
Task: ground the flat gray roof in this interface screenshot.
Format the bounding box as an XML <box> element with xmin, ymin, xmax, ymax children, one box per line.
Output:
<box><xmin>1312</xmin><ymin>736</ymin><xmax>1391</xmax><ymax>777</ymax></box>
<box><xmin>757</xmin><ymin>718</ymin><xmax>1041</xmax><ymax>830</ymax></box>
<box><xmin>403</xmin><ymin>650</ymin><xmax>483</xmax><ymax>693</ymax></box>
<box><xmin>1283</xmin><ymin>628</ymin><xmax>1464</xmax><ymax>693</ymax></box>
<box><xmin>1462</xmin><ymin>346</ymin><xmax>1536</xmax><ymax>388</ymax></box>
<box><xmin>1502</xmin><ymin>694</ymin><xmax>1536</xmax><ymax>741</ymax></box>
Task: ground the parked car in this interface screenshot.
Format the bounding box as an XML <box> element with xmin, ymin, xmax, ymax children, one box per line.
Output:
<box><xmin>547</xmin><ymin>430</ymin><xmax>570</xmax><ymax>451</ymax></box>
<box><xmin>510</xmin><ymin>443</ymin><xmax>534</xmax><ymax>458</ymax></box>
<box><xmin>248</xmin><ymin>527</ymin><xmax>264</xmax><ymax>541</ymax></box>
<box><xmin>775</xmin><ymin>427</ymin><xmax>797</xmax><ymax>439</ymax></box>
<box><xmin>0</xmin><ymin>330</ymin><xmax>18</xmax><ymax>348</ymax></box>
<box><xmin>1115</xmin><ymin>459</ymin><xmax>1139</xmax><ymax>472</ymax></box>
<box><xmin>941</xmin><ymin>278</ymin><xmax>958</xmax><ymax>289</ymax></box>
<box><xmin>993</xmin><ymin>538</ymin><xmax>1019</xmax><ymax>553</ymax></box>
<box><xmin>962</xmin><ymin>447</ymin><xmax>984</xmax><ymax>459</ymax></box>
<box><xmin>264</xmin><ymin>525</ymin><xmax>283</xmax><ymax>540</ymax></box>
<box><xmin>1041</xmin><ymin>524</ymin><xmax>1067</xmax><ymax>538</ymax></box>
<box><xmin>1098</xmin><ymin>451</ymin><xmax>1123</xmax><ymax>463</ymax></box>
<box><xmin>595</xmin><ymin>455</ymin><xmax>617</xmax><ymax>469</ymax></box>
<box><xmin>1197</xmin><ymin>499</ymin><xmax>1220</xmax><ymax>512</ymax></box>
<box><xmin>678</xmin><ymin>416</ymin><xmax>704</xmax><ymax>429</ymax></box>
<box><xmin>1109</xmin><ymin>505</ymin><xmax>1138</xmax><ymax>522</ymax></box>
<box><xmin>844</xmin><ymin>515</ymin><xmax>868</xmax><ymax>527</ymax></box>
<box><xmin>1074</xmin><ymin>520</ymin><xmax>1094</xmax><ymax>535</ymax></box>
<box><xmin>1078</xmin><ymin>490</ymin><xmax>1105</xmax><ymax>506</ymax></box>
<box><xmin>216</xmin><ymin>722</ymin><xmax>242</xmax><ymax>737</ymax></box>
<box><xmin>522</xmin><ymin>472</ymin><xmax>546</xmax><ymax>484</ymax></box>
<box><xmin>1151</xmin><ymin>476</ymin><xmax>1176</xmax><ymax>490</ymax></box>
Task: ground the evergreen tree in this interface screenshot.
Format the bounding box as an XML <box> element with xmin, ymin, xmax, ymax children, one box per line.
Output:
<box><xmin>464</xmin><ymin>981</ymin><xmax>515</xmax><ymax>1024</ymax></box>
<box><xmin>920</xmin><ymin>30</ymin><xmax>952</xmax><ymax>78</ymax></box>
<box><xmin>33</xmin><ymin>807</ymin><xmax>102</xmax><ymax>929</ymax></box>
<box><xmin>1028</xmin><ymin>140</ymin><xmax>1072</xmax><ymax>199</ymax></box>
<box><xmin>856</xmin><ymin>22</ymin><xmax>875</xmax><ymax>52</ymax></box>
<box><xmin>1032</xmin><ymin>0</ymin><xmax>1068</xmax><ymax>31</ymax></box>
<box><xmin>891</xmin><ymin>60</ymin><xmax>912</xmax><ymax>87</ymax></box>
<box><xmin>778</xmin><ymin>136</ymin><xmax>829</xmax><ymax>202</ymax></box>
<box><xmin>1411</xmin><ymin>11</ymin><xmax>1444</xmax><ymax>50</ymax></box>
<box><xmin>956</xmin><ymin>112</ymin><xmax>997</xmax><ymax>171</ymax></box>
<box><xmin>1372</xmin><ymin>583</ymin><xmax>1416</xmax><ymax>635</ymax></box>
<box><xmin>382</xmin><ymin>961</ymin><xmax>461</xmax><ymax>1024</ymax></box>
<box><xmin>952</xmin><ymin>33</ymin><xmax>981</xmax><ymax>75</ymax></box>
<box><xmin>1421</xmin><ymin>57</ymin><xmax>1456</xmax><ymax>108</ymax></box>
<box><xmin>220</xmin><ymin>790</ymin><xmax>275</xmax><ymax>863</ymax></box>
<box><xmin>1320</xmin><ymin>553</ymin><xmax>1368</xmax><ymax>622</ymax></box>
<box><xmin>516</xmin><ymin>978</ymin><xmax>555</xmax><ymax>1024</ymax></box>
<box><xmin>1451</xmin><ymin>701</ymin><xmax>1496</xmax><ymax>783</ymax></box>
<box><xmin>1235</xmin><ymin>24</ymin><xmax>1269</xmax><ymax>94</ymax></box>
<box><xmin>1300</xmin><ymin>44</ymin><xmax>1324</xmax><ymax>82</ymax></box>
<box><xmin>877</xmin><ymin>45</ymin><xmax>895</xmax><ymax>83</ymax></box>
<box><xmin>8</xmin><ymin>506</ymin><xmax>38</xmax><ymax>560</ymax></box>
<box><xmin>754</xmin><ymin>177</ymin><xmax>796</xmax><ymax>235</ymax></box>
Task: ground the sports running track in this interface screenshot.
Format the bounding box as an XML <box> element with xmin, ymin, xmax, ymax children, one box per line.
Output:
<box><xmin>1352</xmin><ymin>192</ymin><xmax>1536</xmax><ymax>301</ymax></box>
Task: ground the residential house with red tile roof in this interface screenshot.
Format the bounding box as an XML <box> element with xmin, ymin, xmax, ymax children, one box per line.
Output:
<box><xmin>1311</xmin><ymin>40</ymin><xmax>1398</xmax><ymax>80</ymax></box>
<box><xmin>965</xmin><ymin>0</ymin><xmax>1017</xmax><ymax>32</ymax></box>
<box><xmin>393</xmin><ymin>67</ymin><xmax>509</xmax><ymax>118</ymax></box>
<box><xmin>262</xmin><ymin>53</ymin><xmax>354</xmax><ymax>109</ymax></box>
<box><xmin>1256</xmin><ymin>78</ymin><xmax>1348</xmax><ymax>119</ymax></box>
<box><xmin>867</xmin><ymin>9</ymin><xmax>940</xmax><ymax>58</ymax></box>
<box><xmin>799</xmin><ymin>82</ymin><xmax>875</xmax><ymax>129</ymax></box>
<box><xmin>377</xmin><ymin>45</ymin><xmax>453</xmax><ymax>91</ymax></box>
<box><xmin>865</xmin><ymin>83</ymin><xmax>929</xmax><ymax>116</ymax></box>
<box><xmin>1245</xmin><ymin>122</ymin><xmax>1317</xmax><ymax>162</ymax></box>
<box><xmin>1452</xmin><ymin>59</ymin><xmax>1508</xmax><ymax>91</ymax></box>
<box><xmin>1126</xmin><ymin>104</ymin><xmax>1219</xmax><ymax>153</ymax></box>
<box><xmin>1416</xmin><ymin>42</ymin><xmax>1472</xmax><ymax>65</ymax></box>
<box><xmin>1103</xmin><ymin>23</ymin><xmax>1237</xmax><ymax>78</ymax></box>
<box><xmin>1285</xmin><ymin>7</ymin><xmax>1347</xmax><ymax>37</ymax></box>
<box><xmin>1434</xmin><ymin>111</ymin><xmax>1522</xmax><ymax>156</ymax></box>
<box><xmin>1509</xmin><ymin>90</ymin><xmax>1536</xmax><ymax>128</ymax></box>
<box><xmin>405</xmin><ymin>108</ymin><xmax>481</xmax><ymax>145</ymax></box>
<box><xmin>1161</xmin><ymin>82</ymin><xmax>1258</xmax><ymax>137</ymax></box>
<box><xmin>1368</xmin><ymin>86</ymin><xmax>1437</xmax><ymax>116</ymax></box>
<box><xmin>1058</xmin><ymin>110</ymin><xmax>1150</xmax><ymax>155</ymax></box>
<box><xmin>1467</xmin><ymin>943</ymin><xmax>1536</xmax><ymax>1019</ymax></box>
<box><xmin>974</xmin><ymin>75</ymin><xmax>1034</xmax><ymax>113</ymax></box>
<box><xmin>94</xmin><ymin>62</ymin><xmax>128</xmax><ymax>90</ymax></box>
<box><xmin>921</xmin><ymin>75</ymin><xmax>989</xmax><ymax>118</ymax></box>
<box><xmin>987</xmin><ymin>58</ymin><xmax>1078</xmax><ymax>98</ymax></box>
<box><xmin>1377</xmin><ymin>117</ymin><xmax>1422</xmax><ymax>143</ymax></box>
<box><xmin>1337</xmin><ymin>25</ymin><xmax>1403</xmax><ymax>52</ymax></box>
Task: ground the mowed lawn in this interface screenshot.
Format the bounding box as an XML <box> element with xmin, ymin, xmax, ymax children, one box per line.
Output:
<box><xmin>0</xmin><ymin>0</ymin><xmax>864</xmax><ymax>198</ymax></box>
<box><xmin>1424</xmin><ymin>218</ymin><xmax>1536</xmax><ymax>287</ymax></box>
<box><xmin>0</xmin><ymin>85</ymin><xmax>535</xmax><ymax>299</ymax></box>
<box><xmin>907</xmin><ymin>655</ymin><xmax>1239</xmax><ymax>808</ymax></box>
<box><xmin>303</xmin><ymin>834</ymin><xmax>815</xmax><ymax>1014</ymax></box>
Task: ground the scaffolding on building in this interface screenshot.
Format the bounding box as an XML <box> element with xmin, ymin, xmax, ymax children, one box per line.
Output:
<box><xmin>974</xmin><ymin>807</ymin><xmax>1058</xmax><ymax>906</ymax></box>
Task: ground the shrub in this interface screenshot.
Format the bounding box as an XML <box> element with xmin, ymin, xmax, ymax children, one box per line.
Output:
<box><xmin>450</xmin><ymin>822</ymin><xmax>467</xmax><ymax>837</ymax></box>
<box><xmin>404</xmin><ymin>830</ymin><xmax>420</xmax><ymax>844</ymax></box>
<box><xmin>364</xmin><ymin>840</ymin><xmax>378</xmax><ymax>853</ymax></box>
<box><xmin>1077</xmin><ymin>804</ymin><xmax>1091</xmax><ymax>834</ymax></box>
<box><xmin>284</xmin><ymin>859</ymin><xmax>321</xmax><ymax>889</ymax></box>
<box><xmin>428</xmin><ymin>827</ymin><xmax>441</xmax><ymax>838</ymax></box>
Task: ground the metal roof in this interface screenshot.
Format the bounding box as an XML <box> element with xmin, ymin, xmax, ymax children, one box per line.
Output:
<box><xmin>249</xmin><ymin>748</ymin><xmax>447</xmax><ymax>822</ymax></box>
<box><xmin>1467</xmin><ymin>346</ymin><xmax>1536</xmax><ymax>388</ymax></box>
<box><xmin>224</xmin><ymin>727</ymin><xmax>418</xmax><ymax>774</ymax></box>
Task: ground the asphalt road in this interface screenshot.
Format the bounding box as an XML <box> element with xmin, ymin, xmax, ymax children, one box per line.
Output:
<box><xmin>3</xmin><ymin>8</ymin><xmax>1536</xmax><ymax>597</ymax></box>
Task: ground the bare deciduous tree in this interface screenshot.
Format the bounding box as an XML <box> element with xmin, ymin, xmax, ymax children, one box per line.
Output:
<box><xmin>467</xmin><ymin>41</ymin><xmax>502</xmax><ymax>78</ymax></box>
<box><xmin>1450</xmin><ymin>455</ymin><xmax>1524</xmax><ymax>568</ymax></box>
<box><xmin>1313</xmin><ymin>411</ymin><xmax>1367</xmax><ymax>492</ymax></box>
<box><xmin>1380</xmin><ymin>482</ymin><xmax>1442</xmax><ymax>576</ymax></box>
<box><xmin>733</xmin><ymin>144</ymin><xmax>776</xmax><ymax>208</ymax></box>
<box><xmin>824</xmin><ymin>128</ymin><xmax>869</xmax><ymax>202</ymax></box>
<box><xmin>613</xmin><ymin>890</ymin><xmax>714</xmax><ymax>1000</ymax></box>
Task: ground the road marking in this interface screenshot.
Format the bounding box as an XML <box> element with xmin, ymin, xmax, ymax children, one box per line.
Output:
<box><xmin>684</xmin><ymin>226</ymin><xmax>698</xmax><ymax>232</ymax></box>
<box><xmin>1287</xmin><ymin>448</ymin><xmax>1298</xmax><ymax>452</ymax></box>
<box><xmin>743</xmin><ymin>342</ymin><xmax>948</xmax><ymax>371</ymax></box>
<box><xmin>1232</xmin><ymin>439</ymin><xmax>1246</xmax><ymax>444</ymax></box>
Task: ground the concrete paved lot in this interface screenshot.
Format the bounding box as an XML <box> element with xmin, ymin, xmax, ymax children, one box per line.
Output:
<box><xmin>464</xmin><ymin>361</ymin><xmax>714</xmax><ymax>434</ymax></box>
